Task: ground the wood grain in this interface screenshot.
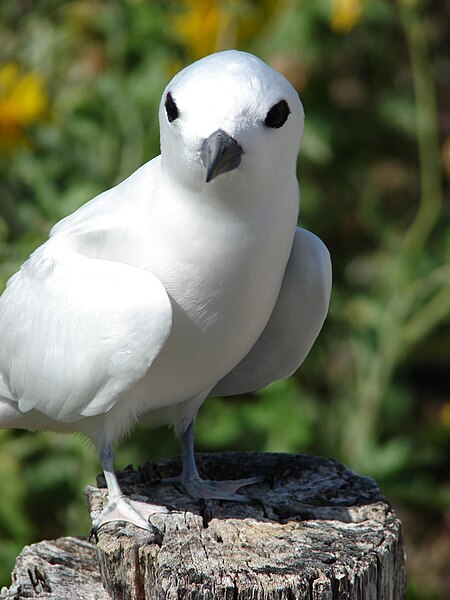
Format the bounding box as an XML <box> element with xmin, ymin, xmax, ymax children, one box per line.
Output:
<box><xmin>89</xmin><ymin>452</ymin><xmax>406</xmax><ymax>599</ymax></box>
<box><xmin>1</xmin><ymin>453</ymin><xmax>406</xmax><ymax>599</ymax></box>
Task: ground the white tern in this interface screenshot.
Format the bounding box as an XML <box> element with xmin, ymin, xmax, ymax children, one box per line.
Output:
<box><xmin>0</xmin><ymin>50</ymin><xmax>331</xmax><ymax>533</ymax></box>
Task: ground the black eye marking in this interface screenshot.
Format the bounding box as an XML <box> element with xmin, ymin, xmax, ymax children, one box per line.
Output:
<box><xmin>165</xmin><ymin>92</ymin><xmax>179</xmax><ymax>123</ymax></box>
<box><xmin>264</xmin><ymin>99</ymin><xmax>290</xmax><ymax>129</ymax></box>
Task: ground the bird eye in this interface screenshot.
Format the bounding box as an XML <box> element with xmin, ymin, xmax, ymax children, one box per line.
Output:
<box><xmin>264</xmin><ymin>99</ymin><xmax>290</xmax><ymax>129</ymax></box>
<box><xmin>165</xmin><ymin>92</ymin><xmax>179</xmax><ymax>123</ymax></box>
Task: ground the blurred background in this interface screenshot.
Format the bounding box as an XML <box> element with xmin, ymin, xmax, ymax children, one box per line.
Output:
<box><xmin>0</xmin><ymin>0</ymin><xmax>449</xmax><ymax>597</ymax></box>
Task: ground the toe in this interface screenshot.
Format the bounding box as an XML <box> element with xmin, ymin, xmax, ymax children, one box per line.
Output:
<box><xmin>92</xmin><ymin>497</ymin><xmax>169</xmax><ymax>532</ymax></box>
<box><xmin>211</xmin><ymin>476</ymin><xmax>262</xmax><ymax>494</ymax></box>
<box><xmin>182</xmin><ymin>476</ymin><xmax>260</xmax><ymax>502</ymax></box>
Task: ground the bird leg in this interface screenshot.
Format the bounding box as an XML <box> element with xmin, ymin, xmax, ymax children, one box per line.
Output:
<box><xmin>90</xmin><ymin>444</ymin><xmax>169</xmax><ymax>535</ymax></box>
<box><xmin>168</xmin><ymin>420</ymin><xmax>261</xmax><ymax>502</ymax></box>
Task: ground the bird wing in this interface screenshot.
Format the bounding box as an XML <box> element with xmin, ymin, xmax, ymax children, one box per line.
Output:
<box><xmin>211</xmin><ymin>227</ymin><xmax>331</xmax><ymax>396</ymax></box>
<box><xmin>0</xmin><ymin>240</ymin><xmax>172</xmax><ymax>422</ymax></box>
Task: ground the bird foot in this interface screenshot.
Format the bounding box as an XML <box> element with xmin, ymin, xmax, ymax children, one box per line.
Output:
<box><xmin>90</xmin><ymin>495</ymin><xmax>170</xmax><ymax>535</ymax></box>
<box><xmin>163</xmin><ymin>474</ymin><xmax>261</xmax><ymax>502</ymax></box>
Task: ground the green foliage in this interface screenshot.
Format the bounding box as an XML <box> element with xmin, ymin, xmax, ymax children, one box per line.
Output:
<box><xmin>0</xmin><ymin>1</ymin><xmax>448</xmax><ymax>597</ymax></box>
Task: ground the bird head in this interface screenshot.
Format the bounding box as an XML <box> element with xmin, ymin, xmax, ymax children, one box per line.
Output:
<box><xmin>159</xmin><ymin>51</ymin><xmax>304</xmax><ymax>192</ymax></box>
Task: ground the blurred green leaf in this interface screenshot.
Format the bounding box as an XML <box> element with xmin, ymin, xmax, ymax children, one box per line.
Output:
<box><xmin>0</xmin><ymin>1</ymin><xmax>448</xmax><ymax>597</ymax></box>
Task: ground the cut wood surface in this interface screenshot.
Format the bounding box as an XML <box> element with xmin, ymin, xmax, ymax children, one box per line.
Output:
<box><xmin>2</xmin><ymin>452</ymin><xmax>406</xmax><ymax>599</ymax></box>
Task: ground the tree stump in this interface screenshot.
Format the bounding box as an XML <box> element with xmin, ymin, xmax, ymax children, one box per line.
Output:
<box><xmin>0</xmin><ymin>536</ymin><xmax>108</xmax><ymax>599</ymax></box>
<box><xmin>2</xmin><ymin>453</ymin><xmax>406</xmax><ymax>599</ymax></box>
<box><xmin>89</xmin><ymin>452</ymin><xmax>405</xmax><ymax>599</ymax></box>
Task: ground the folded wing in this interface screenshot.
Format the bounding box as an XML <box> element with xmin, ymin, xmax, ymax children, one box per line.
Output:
<box><xmin>0</xmin><ymin>241</ymin><xmax>172</xmax><ymax>422</ymax></box>
<box><xmin>211</xmin><ymin>228</ymin><xmax>331</xmax><ymax>396</ymax></box>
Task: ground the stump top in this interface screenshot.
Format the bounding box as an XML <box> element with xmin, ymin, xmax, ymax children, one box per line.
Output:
<box><xmin>86</xmin><ymin>452</ymin><xmax>405</xmax><ymax>599</ymax></box>
<box><xmin>93</xmin><ymin>451</ymin><xmax>386</xmax><ymax>524</ymax></box>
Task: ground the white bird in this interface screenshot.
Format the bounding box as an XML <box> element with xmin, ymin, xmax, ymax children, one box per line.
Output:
<box><xmin>0</xmin><ymin>51</ymin><xmax>331</xmax><ymax>533</ymax></box>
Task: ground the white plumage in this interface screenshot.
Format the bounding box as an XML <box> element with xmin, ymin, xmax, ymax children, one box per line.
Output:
<box><xmin>0</xmin><ymin>51</ymin><xmax>331</xmax><ymax>532</ymax></box>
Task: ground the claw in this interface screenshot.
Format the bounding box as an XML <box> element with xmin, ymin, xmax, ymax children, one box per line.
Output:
<box><xmin>91</xmin><ymin>495</ymin><xmax>170</xmax><ymax>533</ymax></box>
<box><xmin>89</xmin><ymin>528</ymin><xmax>99</xmax><ymax>544</ymax></box>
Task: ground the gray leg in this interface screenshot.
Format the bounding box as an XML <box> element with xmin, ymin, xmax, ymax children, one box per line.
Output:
<box><xmin>90</xmin><ymin>443</ymin><xmax>169</xmax><ymax>534</ymax></box>
<box><xmin>173</xmin><ymin>419</ymin><xmax>260</xmax><ymax>502</ymax></box>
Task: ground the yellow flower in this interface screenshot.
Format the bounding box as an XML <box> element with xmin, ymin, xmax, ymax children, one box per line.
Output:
<box><xmin>0</xmin><ymin>62</ymin><xmax>48</xmax><ymax>150</ymax></box>
<box><xmin>172</xmin><ymin>0</ymin><xmax>223</xmax><ymax>60</ymax></box>
<box><xmin>330</xmin><ymin>0</ymin><xmax>364</xmax><ymax>33</ymax></box>
<box><xmin>171</xmin><ymin>0</ymin><xmax>281</xmax><ymax>61</ymax></box>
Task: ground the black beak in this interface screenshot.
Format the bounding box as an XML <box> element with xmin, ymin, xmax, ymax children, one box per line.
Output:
<box><xmin>200</xmin><ymin>129</ymin><xmax>244</xmax><ymax>183</ymax></box>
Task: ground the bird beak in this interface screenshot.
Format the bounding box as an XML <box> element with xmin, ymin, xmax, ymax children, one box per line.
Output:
<box><xmin>200</xmin><ymin>129</ymin><xmax>244</xmax><ymax>183</ymax></box>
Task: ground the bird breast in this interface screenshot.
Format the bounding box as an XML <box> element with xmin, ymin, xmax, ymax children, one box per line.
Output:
<box><xmin>59</xmin><ymin>163</ymin><xmax>299</xmax><ymax>409</ymax></box>
<box><xmin>134</xmin><ymin>183</ymin><xmax>298</xmax><ymax>406</ymax></box>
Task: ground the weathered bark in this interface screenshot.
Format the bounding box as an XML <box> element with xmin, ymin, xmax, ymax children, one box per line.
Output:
<box><xmin>2</xmin><ymin>453</ymin><xmax>406</xmax><ymax>599</ymax></box>
<box><xmin>89</xmin><ymin>452</ymin><xmax>406</xmax><ymax>599</ymax></box>
<box><xmin>0</xmin><ymin>536</ymin><xmax>108</xmax><ymax>599</ymax></box>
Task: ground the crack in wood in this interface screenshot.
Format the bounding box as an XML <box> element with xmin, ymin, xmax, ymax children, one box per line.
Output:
<box><xmin>27</xmin><ymin>567</ymin><xmax>51</xmax><ymax>594</ymax></box>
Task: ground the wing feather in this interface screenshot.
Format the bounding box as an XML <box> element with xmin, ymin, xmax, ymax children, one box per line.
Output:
<box><xmin>211</xmin><ymin>228</ymin><xmax>331</xmax><ymax>396</ymax></box>
<box><xmin>0</xmin><ymin>240</ymin><xmax>172</xmax><ymax>422</ymax></box>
